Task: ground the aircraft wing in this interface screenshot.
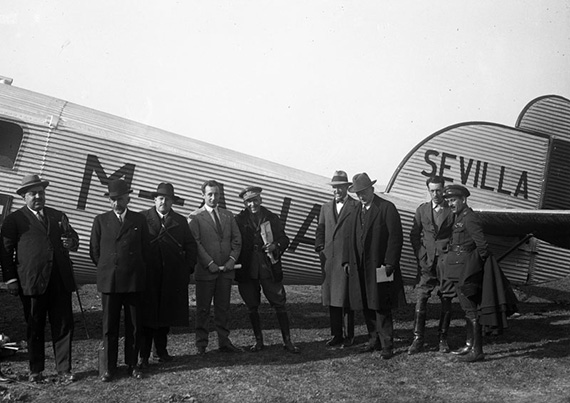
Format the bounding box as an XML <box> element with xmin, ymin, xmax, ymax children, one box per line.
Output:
<box><xmin>476</xmin><ymin>209</ymin><xmax>570</xmax><ymax>249</ymax></box>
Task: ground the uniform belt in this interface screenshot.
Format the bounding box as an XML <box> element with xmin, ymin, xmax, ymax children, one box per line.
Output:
<box><xmin>448</xmin><ymin>244</ymin><xmax>476</xmax><ymax>253</ymax></box>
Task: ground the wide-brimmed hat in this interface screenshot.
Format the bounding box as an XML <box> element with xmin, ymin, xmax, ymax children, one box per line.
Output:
<box><xmin>348</xmin><ymin>173</ymin><xmax>377</xmax><ymax>193</ymax></box>
<box><xmin>239</xmin><ymin>186</ymin><xmax>263</xmax><ymax>201</ymax></box>
<box><xmin>328</xmin><ymin>170</ymin><xmax>352</xmax><ymax>186</ymax></box>
<box><xmin>16</xmin><ymin>174</ymin><xmax>50</xmax><ymax>195</ymax></box>
<box><xmin>151</xmin><ymin>182</ymin><xmax>181</xmax><ymax>202</ymax></box>
<box><xmin>104</xmin><ymin>179</ymin><xmax>133</xmax><ymax>198</ymax></box>
<box><xmin>443</xmin><ymin>184</ymin><xmax>470</xmax><ymax>198</ymax></box>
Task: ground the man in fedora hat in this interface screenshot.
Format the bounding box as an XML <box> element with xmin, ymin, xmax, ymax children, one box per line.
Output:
<box><xmin>235</xmin><ymin>185</ymin><xmax>299</xmax><ymax>353</ymax></box>
<box><xmin>138</xmin><ymin>183</ymin><xmax>197</xmax><ymax>366</ymax></box>
<box><xmin>315</xmin><ymin>170</ymin><xmax>359</xmax><ymax>348</ymax></box>
<box><xmin>342</xmin><ymin>173</ymin><xmax>405</xmax><ymax>359</ymax></box>
<box><xmin>1</xmin><ymin>174</ymin><xmax>79</xmax><ymax>383</ymax></box>
<box><xmin>90</xmin><ymin>179</ymin><xmax>150</xmax><ymax>381</ymax></box>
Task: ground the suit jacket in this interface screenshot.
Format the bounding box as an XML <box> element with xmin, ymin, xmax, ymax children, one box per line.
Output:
<box><xmin>343</xmin><ymin>195</ymin><xmax>406</xmax><ymax>311</ymax></box>
<box><xmin>140</xmin><ymin>207</ymin><xmax>197</xmax><ymax>327</ymax></box>
<box><xmin>188</xmin><ymin>206</ymin><xmax>241</xmax><ymax>281</ymax></box>
<box><xmin>409</xmin><ymin>201</ymin><xmax>453</xmax><ymax>272</ymax></box>
<box><xmin>235</xmin><ymin>206</ymin><xmax>289</xmax><ymax>283</ymax></box>
<box><xmin>315</xmin><ymin>196</ymin><xmax>359</xmax><ymax>307</ymax></box>
<box><xmin>90</xmin><ymin>209</ymin><xmax>150</xmax><ymax>293</ymax></box>
<box><xmin>1</xmin><ymin>206</ymin><xmax>79</xmax><ymax>296</ymax></box>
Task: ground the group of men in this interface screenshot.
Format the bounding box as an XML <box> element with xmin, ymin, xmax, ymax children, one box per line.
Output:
<box><xmin>316</xmin><ymin>171</ymin><xmax>494</xmax><ymax>363</ymax></box>
<box><xmin>0</xmin><ymin>168</ymin><xmax>502</xmax><ymax>384</ymax></box>
<box><xmin>0</xmin><ymin>174</ymin><xmax>299</xmax><ymax>384</ymax></box>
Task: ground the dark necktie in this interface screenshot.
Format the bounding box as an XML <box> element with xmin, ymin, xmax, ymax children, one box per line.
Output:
<box><xmin>118</xmin><ymin>214</ymin><xmax>123</xmax><ymax>225</ymax></box>
<box><xmin>213</xmin><ymin>210</ymin><xmax>223</xmax><ymax>235</ymax></box>
<box><xmin>37</xmin><ymin>210</ymin><xmax>47</xmax><ymax>227</ymax></box>
<box><xmin>360</xmin><ymin>206</ymin><xmax>367</xmax><ymax>227</ymax></box>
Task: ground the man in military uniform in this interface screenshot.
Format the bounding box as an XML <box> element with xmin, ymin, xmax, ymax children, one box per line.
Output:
<box><xmin>442</xmin><ymin>184</ymin><xmax>489</xmax><ymax>363</ymax></box>
<box><xmin>235</xmin><ymin>186</ymin><xmax>299</xmax><ymax>353</ymax></box>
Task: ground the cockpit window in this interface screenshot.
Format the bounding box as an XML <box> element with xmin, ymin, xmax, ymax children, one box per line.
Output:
<box><xmin>0</xmin><ymin>119</ymin><xmax>23</xmax><ymax>169</ymax></box>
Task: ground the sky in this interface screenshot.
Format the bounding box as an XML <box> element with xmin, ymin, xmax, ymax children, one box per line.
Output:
<box><xmin>1</xmin><ymin>1</ymin><xmax>569</xmax><ymax>187</ymax></box>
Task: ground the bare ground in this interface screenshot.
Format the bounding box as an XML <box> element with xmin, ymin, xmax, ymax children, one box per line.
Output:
<box><xmin>1</xmin><ymin>277</ymin><xmax>570</xmax><ymax>403</ymax></box>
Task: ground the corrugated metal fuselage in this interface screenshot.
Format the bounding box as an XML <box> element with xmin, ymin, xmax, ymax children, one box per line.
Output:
<box><xmin>1</xmin><ymin>83</ymin><xmax>569</xmax><ymax>285</ymax></box>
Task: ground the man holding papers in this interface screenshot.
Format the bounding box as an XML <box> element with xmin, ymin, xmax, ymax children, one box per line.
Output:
<box><xmin>342</xmin><ymin>173</ymin><xmax>405</xmax><ymax>359</ymax></box>
<box><xmin>235</xmin><ymin>186</ymin><xmax>299</xmax><ymax>354</ymax></box>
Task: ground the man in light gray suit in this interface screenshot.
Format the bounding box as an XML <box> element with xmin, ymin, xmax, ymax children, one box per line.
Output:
<box><xmin>188</xmin><ymin>180</ymin><xmax>242</xmax><ymax>355</ymax></box>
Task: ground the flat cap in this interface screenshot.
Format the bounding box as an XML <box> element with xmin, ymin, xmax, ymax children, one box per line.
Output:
<box><xmin>239</xmin><ymin>186</ymin><xmax>263</xmax><ymax>201</ymax></box>
<box><xmin>443</xmin><ymin>184</ymin><xmax>470</xmax><ymax>198</ymax></box>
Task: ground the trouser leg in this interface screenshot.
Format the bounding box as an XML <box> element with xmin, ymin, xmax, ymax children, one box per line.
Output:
<box><xmin>139</xmin><ymin>327</ymin><xmax>154</xmax><ymax>360</ymax></box>
<box><xmin>376</xmin><ymin>310</ymin><xmax>394</xmax><ymax>351</ymax></box>
<box><xmin>329</xmin><ymin>306</ymin><xmax>344</xmax><ymax>340</ymax></box>
<box><xmin>248</xmin><ymin>309</ymin><xmax>264</xmax><ymax>352</ymax></box>
<box><xmin>195</xmin><ymin>280</ymin><xmax>214</xmax><ymax>348</ymax></box>
<box><xmin>408</xmin><ymin>295</ymin><xmax>427</xmax><ymax>355</ymax></box>
<box><xmin>344</xmin><ymin>308</ymin><xmax>355</xmax><ymax>340</ymax></box>
<box><xmin>154</xmin><ymin>327</ymin><xmax>169</xmax><ymax>357</ymax></box>
<box><xmin>438</xmin><ymin>297</ymin><xmax>452</xmax><ymax>353</ymax></box>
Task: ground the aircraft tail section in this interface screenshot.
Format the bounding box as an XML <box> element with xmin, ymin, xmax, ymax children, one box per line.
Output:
<box><xmin>386</xmin><ymin>95</ymin><xmax>570</xmax><ymax>211</ymax></box>
<box><xmin>386</xmin><ymin>95</ymin><xmax>570</xmax><ymax>284</ymax></box>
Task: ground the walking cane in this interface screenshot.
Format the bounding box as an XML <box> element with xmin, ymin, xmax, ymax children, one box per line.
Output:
<box><xmin>60</xmin><ymin>215</ymin><xmax>90</xmax><ymax>339</ymax></box>
<box><xmin>75</xmin><ymin>286</ymin><xmax>90</xmax><ymax>339</ymax></box>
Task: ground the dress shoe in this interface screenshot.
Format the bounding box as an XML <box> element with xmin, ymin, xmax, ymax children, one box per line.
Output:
<box><xmin>325</xmin><ymin>336</ymin><xmax>344</xmax><ymax>347</ymax></box>
<box><xmin>380</xmin><ymin>348</ymin><xmax>394</xmax><ymax>360</ymax></box>
<box><xmin>100</xmin><ymin>371</ymin><xmax>113</xmax><ymax>383</ymax></box>
<box><xmin>57</xmin><ymin>371</ymin><xmax>77</xmax><ymax>382</ymax></box>
<box><xmin>283</xmin><ymin>340</ymin><xmax>300</xmax><ymax>354</ymax></box>
<box><xmin>29</xmin><ymin>372</ymin><xmax>43</xmax><ymax>383</ymax></box>
<box><xmin>0</xmin><ymin>371</ymin><xmax>13</xmax><ymax>383</ymax></box>
<box><xmin>249</xmin><ymin>341</ymin><xmax>264</xmax><ymax>352</ymax></box>
<box><xmin>138</xmin><ymin>358</ymin><xmax>150</xmax><ymax>369</ymax></box>
<box><xmin>128</xmin><ymin>366</ymin><xmax>143</xmax><ymax>379</ymax></box>
<box><xmin>158</xmin><ymin>353</ymin><xmax>174</xmax><ymax>363</ymax></box>
<box><xmin>342</xmin><ymin>337</ymin><xmax>355</xmax><ymax>348</ymax></box>
<box><xmin>360</xmin><ymin>341</ymin><xmax>381</xmax><ymax>353</ymax></box>
<box><xmin>219</xmin><ymin>343</ymin><xmax>243</xmax><ymax>353</ymax></box>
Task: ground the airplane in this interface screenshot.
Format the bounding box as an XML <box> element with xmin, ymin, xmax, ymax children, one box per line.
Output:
<box><xmin>0</xmin><ymin>75</ymin><xmax>569</xmax><ymax>287</ymax></box>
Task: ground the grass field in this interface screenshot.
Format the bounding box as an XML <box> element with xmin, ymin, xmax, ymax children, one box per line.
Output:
<box><xmin>1</xmin><ymin>279</ymin><xmax>570</xmax><ymax>403</ymax></box>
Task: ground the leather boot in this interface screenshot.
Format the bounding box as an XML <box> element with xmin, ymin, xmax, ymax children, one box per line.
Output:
<box><xmin>249</xmin><ymin>311</ymin><xmax>264</xmax><ymax>352</ymax></box>
<box><xmin>452</xmin><ymin>317</ymin><xmax>473</xmax><ymax>355</ymax></box>
<box><xmin>408</xmin><ymin>303</ymin><xmax>427</xmax><ymax>355</ymax></box>
<box><xmin>461</xmin><ymin>318</ymin><xmax>484</xmax><ymax>362</ymax></box>
<box><xmin>276</xmin><ymin>312</ymin><xmax>300</xmax><ymax>354</ymax></box>
<box><xmin>438</xmin><ymin>298</ymin><xmax>452</xmax><ymax>353</ymax></box>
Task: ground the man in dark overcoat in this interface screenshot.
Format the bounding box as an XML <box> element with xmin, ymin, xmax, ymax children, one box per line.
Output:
<box><xmin>408</xmin><ymin>175</ymin><xmax>455</xmax><ymax>354</ymax></box>
<box><xmin>315</xmin><ymin>170</ymin><xmax>359</xmax><ymax>348</ymax></box>
<box><xmin>90</xmin><ymin>179</ymin><xmax>150</xmax><ymax>382</ymax></box>
<box><xmin>342</xmin><ymin>173</ymin><xmax>405</xmax><ymax>359</ymax></box>
<box><xmin>235</xmin><ymin>186</ymin><xmax>299</xmax><ymax>354</ymax></box>
<box><xmin>139</xmin><ymin>183</ymin><xmax>197</xmax><ymax>366</ymax></box>
<box><xmin>1</xmin><ymin>174</ymin><xmax>79</xmax><ymax>383</ymax></box>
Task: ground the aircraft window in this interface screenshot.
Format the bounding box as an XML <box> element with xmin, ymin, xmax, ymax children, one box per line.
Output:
<box><xmin>0</xmin><ymin>120</ymin><xmax>23</xmax><ymax>169</ymax></box>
